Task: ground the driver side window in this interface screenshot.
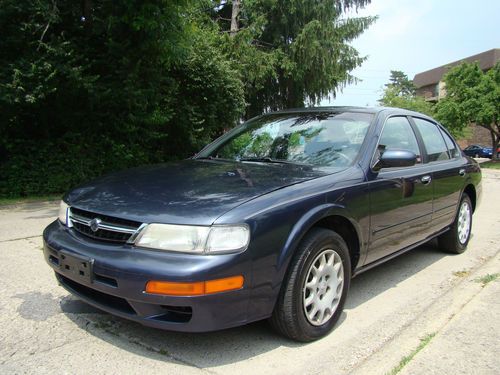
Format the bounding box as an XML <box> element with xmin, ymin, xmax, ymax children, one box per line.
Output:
<box><xmin>378</xmin><ymin>117</ymin><xmax>421</xmax><ymax>163</ymax></box>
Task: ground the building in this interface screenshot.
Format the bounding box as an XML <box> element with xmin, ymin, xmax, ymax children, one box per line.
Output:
<box><xmin>413</xmin><ymin>48</ymin><xmax>500</xmax><ymax>102</ymax></box>
<box><xmin>413</xmin><ymin>48</ymin><xmax>499</xmax><ymax>148</ymax></box>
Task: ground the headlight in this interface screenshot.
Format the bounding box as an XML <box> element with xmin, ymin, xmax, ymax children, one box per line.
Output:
<box><xmin>206</xmin><ymin>226</ymin><xmax>250</xmax><ymax>253</ymax></box>
<box><xmin>135</xmin><ymin>224</ymin><xmax>250</xmax><ymax>254</ymax></box>
<box><xmin>58</xmin><ymin>201</ymin><xmax>70</xmax><ymax>225</ymax></box>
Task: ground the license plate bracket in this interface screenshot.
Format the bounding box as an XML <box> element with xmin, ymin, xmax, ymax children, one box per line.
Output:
<box><xmin>59</xmin><ymin>250</ymin><xmax>94</xmax><ymax>283</ymax></box>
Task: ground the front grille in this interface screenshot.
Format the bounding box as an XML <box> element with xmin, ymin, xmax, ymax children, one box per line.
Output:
<box><xmin>69</xmin><ymin>207</ymin><xmax>142</xmax><ymax>243</ymax></box>
<box><xmin>72</xmin><ymin>222</ymin><xmax>133</xmax><ymax>242</ymax></box>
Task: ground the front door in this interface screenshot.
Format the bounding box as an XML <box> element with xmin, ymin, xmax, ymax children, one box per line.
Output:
<box><xmin>366</xmin><ymin>116</ymin><xmax>433</xmax><ymax>263</ymax></box>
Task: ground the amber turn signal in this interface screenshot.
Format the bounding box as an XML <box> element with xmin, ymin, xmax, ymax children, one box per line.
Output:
<box><xmin>145</xmin><ymin>275</ymin><xmax>244</xmax><ymax>296</ymax></box>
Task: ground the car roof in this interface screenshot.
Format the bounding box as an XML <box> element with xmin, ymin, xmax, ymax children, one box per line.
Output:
<box><xmin>265</xmin><ymin>106</ymin><xmax>435</xmax><ymax>120</ymax></box>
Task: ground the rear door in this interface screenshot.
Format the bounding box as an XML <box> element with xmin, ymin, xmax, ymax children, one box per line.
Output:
<box><xmin>411</xmin><ymin>117</ymin><xmax>465</xmax><ymax>231</ymax></box>
<box><xmin>366</xmin><ymin>116</ymin><xmax>434</xmax><ymax>263</ymax></box>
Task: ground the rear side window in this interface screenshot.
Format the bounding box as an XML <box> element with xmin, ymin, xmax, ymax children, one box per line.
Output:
<box><xmin>440</xmin><ymin>129</ymin><xmax>460</xmax><ymax>158</ymax></box>
<box><xmin>413</xmin><ymin>118</ymin><xmax>450</xmax><ymax>162</ymax></box>
<box><xmin>378</xmin><ymin>116</ymin><xmax>421</xmax><ymax>163</ymax></box>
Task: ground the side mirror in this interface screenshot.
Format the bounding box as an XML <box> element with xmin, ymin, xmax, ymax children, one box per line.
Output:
<box><xmin>373</xmin><ymin>150</ymin><xmax>417</xmax><ymax>171</ymax></box>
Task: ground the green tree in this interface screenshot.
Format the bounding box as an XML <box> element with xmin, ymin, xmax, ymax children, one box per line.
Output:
<box><xmin>384</xmin><ymin>70</ymin><xmax>416</xmax><ymax>96</ymax></box>
<box><xmin>0</xmin><ymin>0</ymin><xmax>244</xmax><ymax>197</ymax></box>
<box><xmin>0</xmin><ymin>0</ymin><xmax>377</xmax><ymax>198</ymax></box>
<box><xmin>212</xmin><ymin>0</ymin><xmax>376</xmax><ymax>118</ymax></box>
<box><xmin>435</xmin><ymin>62</ymin><xmax>500</xmax><ymax>159</ymax></box>
<box><xmin>379</xmin><ymin>71</ymin><xmax>434</xmax><ymax>117</ymax></box>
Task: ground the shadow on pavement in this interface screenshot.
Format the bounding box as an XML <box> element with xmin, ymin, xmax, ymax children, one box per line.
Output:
<box><xmin>346</xmin><ymin>241</ymin><xmax>445</xmax><ymax>309</ymax></box>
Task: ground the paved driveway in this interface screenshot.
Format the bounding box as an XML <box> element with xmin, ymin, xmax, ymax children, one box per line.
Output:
<box><xmin>1</xmin><ymin>170</ymin><xmax>499</xmax><ymax>374</ymax></box>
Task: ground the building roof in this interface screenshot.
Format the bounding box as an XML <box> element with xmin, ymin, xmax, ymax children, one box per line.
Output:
<box><xmin>413</xmin><ymin>48</ymin><xmax>500</xmax><ymax>88</ymax></box>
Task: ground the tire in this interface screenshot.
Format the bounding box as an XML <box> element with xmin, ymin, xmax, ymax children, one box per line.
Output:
<box><xmin>438</xmin><ymin>194</ymin><xmax>473</xmax><ymax>254</ymax></box>
<box><xmin>474</xmin><ymin>153</ymin><xmax>479</xmax><ymax>158</ymax></box>
<box><xmin>270</xmin><ymin>228</ymin><xmax>351</xmax><ymax>342</ymax></box>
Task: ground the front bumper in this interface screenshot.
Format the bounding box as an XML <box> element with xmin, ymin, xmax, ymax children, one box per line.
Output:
<box><xmin>43</xmin><ymin>221</ymin><xmax>252</xmax><ymax>332</ymax></box>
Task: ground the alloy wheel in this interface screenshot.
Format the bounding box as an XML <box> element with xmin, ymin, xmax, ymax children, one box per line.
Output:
<box><xmin>303</xmin><ymin>249</ymin><xmax>344</xmax><ymax>326</ymax></box>
<box><xmin>457</xmin><ymin>200</ymin><xmax>471</xmax><ymax>244</ymax></box>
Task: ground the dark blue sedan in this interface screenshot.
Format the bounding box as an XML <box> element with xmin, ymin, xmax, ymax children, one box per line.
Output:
<box><xmin>43</xmin><ymin>107</ymin><xmax>481</xmax><ymax>342</ymax></box>
<box><xmin>463</xmin><ymin>144</ymin><xmax>493</xmax><ymax>158</ymax></box>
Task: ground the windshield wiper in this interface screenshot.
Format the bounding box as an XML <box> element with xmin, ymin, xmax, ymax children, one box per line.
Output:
<box><xmin>195</xmin><ymin>156</ymin><xmax>233</xmax><ymax>162</ymax></box>
<box><xmin>239</xmin><ymin>157</ymin><xmax>311</xmax><ymax>167</ymax></box>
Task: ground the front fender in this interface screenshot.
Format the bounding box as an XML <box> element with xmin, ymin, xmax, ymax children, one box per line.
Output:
<box><xmin>274</xmin><ymin>203</ymin><xmax>362</xmax><ymax>286</ymax></box>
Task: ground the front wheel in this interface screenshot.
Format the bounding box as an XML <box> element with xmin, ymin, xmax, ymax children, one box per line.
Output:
<box><xmin>270</xmin><ymin>228</ymin><xmax>351</xmax><ymax>342</ymax></box>
<box><xmin>438</xmin><ymin>194</ymin><xmax>473</xmax><ymax>254</ymax></box>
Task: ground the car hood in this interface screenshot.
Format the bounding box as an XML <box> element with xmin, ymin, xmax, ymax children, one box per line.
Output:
<box><xmin>65</xmin><ymin>159</ymin><xmax>329</xmax><ymax>225</ymax></box>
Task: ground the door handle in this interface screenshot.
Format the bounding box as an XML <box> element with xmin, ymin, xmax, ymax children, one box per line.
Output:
<box><xmin>421</xmin><ymin>175</ymin><xmax>432</xmax><ymax>185</ymax></box>
<box><xmin>459</xmin><ymin>168</ymin><xmax>466</xmax><ymax>176</ymax></box>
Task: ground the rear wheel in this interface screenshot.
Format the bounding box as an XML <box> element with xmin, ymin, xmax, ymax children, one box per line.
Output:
<box><xmin>270</xmin><ymin>228</ymin><xmax>351</xmax><ymax>342</ymax></box>
<box><xmin>438</xmin><ymin>194</ymin><xmax>472</xmax><ymax>254</ymax></box>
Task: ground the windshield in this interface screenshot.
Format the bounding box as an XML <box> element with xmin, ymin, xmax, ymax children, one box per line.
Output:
<box><xmin>197</xmin><ymin>112</ymin><xmax>373</xmax><ymax>170</ymax></box>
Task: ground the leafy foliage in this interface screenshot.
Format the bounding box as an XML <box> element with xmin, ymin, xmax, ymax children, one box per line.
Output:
<box><xmin>213</xmin><ymin>0</ymin><xmax>376</xmax><ymax>117</ymax></box>
<box><xmin>0</xmin><ymin>0</ymin><xmax>244</xmax><ymax>197</ymax></box>
<box><xmin>379</xmin><ymin>70</ymin><xmax>435</xmax><ymax>118</ymax></box>
<box><xmin>435</xmin><ymin>62</ymin><xmax>500</xmax><ymax>159</ymax></box>
<box><xmin>384</xmin><ymin>70</ymin><xmax>416</xmax><ymax>97</ymax></box>
<box><xmin>0</xmin><ymin>0</ymin><xmax>373</xmax><ymax>197</ymax></box>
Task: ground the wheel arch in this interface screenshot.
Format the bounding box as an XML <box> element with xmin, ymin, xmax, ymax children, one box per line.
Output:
<box><xmin>463</xmin><ymin>184</ymin><xmax>477</xmax><ymax>212</ymax></box>
<box><xmin>313</xmin><ymin>215</ymin><xmax>361</xmax><ymax>272</ymax></box>
<box><xmin>277</xmin><ymin>204</ymin><xmax>363</xmax><ymax>277</ymax></box>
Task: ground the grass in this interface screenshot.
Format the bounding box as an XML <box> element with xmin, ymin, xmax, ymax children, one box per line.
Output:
<box><xmin>480</xmin><ymin>160</ymin><xmax>500</xmax><ymax>169</ymax></box>
<box><xmin>386</xmin><ymin>333</ymin><xmax>436</xmax><ymax>375</ymax></box>
<box><xmin>0</xmin><ymin>194</ymin><xmax>62</xmax><ymax>206</ymax></box>
<box><xmin>474</xmin><ymin>273</ymin><xmax>499</xmax><ymax>286</ymax></box>
<box><xmin>453</xmin><ymin>270</ymin><xmax>470</xmax><ymax>278</ymax></box>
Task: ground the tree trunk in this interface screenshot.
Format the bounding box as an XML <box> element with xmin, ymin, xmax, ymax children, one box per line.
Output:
<box><xmin>230</xmin><ymin>0</ymin><xmax>241</xmax><ymax>37</ymax></box>
<box><xmin>491</xmin><ymin>128</ymin><xmax>500</xmax><ymax>160</ymax></box>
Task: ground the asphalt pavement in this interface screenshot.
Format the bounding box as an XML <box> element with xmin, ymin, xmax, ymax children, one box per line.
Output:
<box><xmin>0</xmin><ymin>169</ymin><xmax>499</xmax><ymax>375</ymax></box>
